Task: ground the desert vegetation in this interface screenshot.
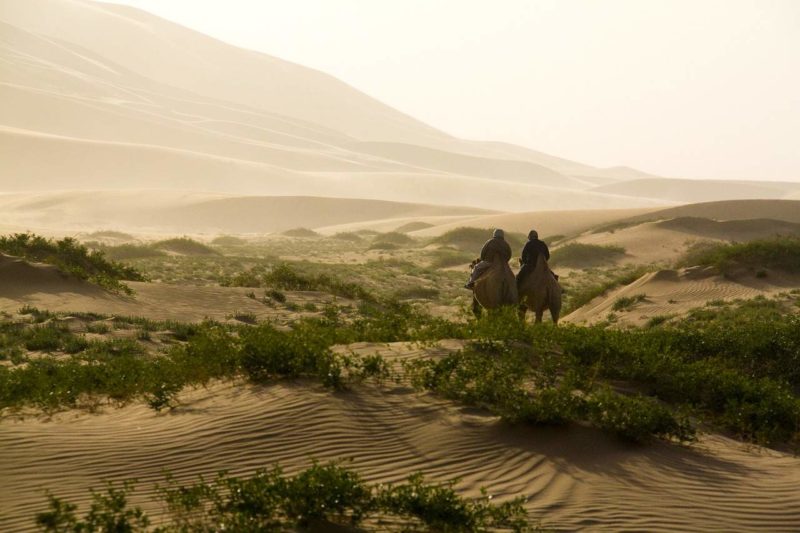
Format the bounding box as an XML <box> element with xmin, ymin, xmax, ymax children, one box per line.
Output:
<box><xmin>549</xmin><ymin>243</ymin><xmax>626</xmax><ymax>268</ymax></box>
<box><xmin>0</xmin><ymin>233</ymin><xmax>146</xmax><ymax>293</ymax></box>
<box><xmin>36</xmin><ymin>462</ymin><xmax>533</xmax><ymax>532</ymax></box>
<box><xmin>4</xmin><ymin>292</ymin><xmax>799</xmax><ymax>447</ymax></box>
<box><xmin>432</xmin><ymin>227</ymin><xmax>525</xmax><ymax>251</ymax></box>
<box><xmin>152</xmin><ymin>237</ymin><xmax>219</xmax><ymax>256</ymax></box>
<box><xmin>680</xmin><ymin>236</ymin><xmax>800</xmax><ymax>274</ymax></box>
<box><xmin>282</xmin><ymin>227</ymin><xmax>320</xmax><ymax>238</ymax></box>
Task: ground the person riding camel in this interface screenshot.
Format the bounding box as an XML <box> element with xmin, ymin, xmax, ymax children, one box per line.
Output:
<box><xmin>517</xmin><ymin>230</ymin><xmax>556</xmax><ymax>290</ymax></box>
<box><xmin>464</xmin><ymin>228</ymin><xmax>512</xmax><ymax>289</ymax></box>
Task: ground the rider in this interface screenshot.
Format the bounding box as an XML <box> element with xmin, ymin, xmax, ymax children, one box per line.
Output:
<box><xmin>464</xmin><ymin>228</ymin><xmax>512</xmax><ymax>289</ymax></box>
<box><xmin>517</xmin><ymin>229</ymin><xmax>552</xmax><ymax>290</ymax></box>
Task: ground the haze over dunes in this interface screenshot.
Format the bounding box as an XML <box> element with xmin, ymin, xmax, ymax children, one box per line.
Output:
<box><xmin>3</xmin><ymin>1</ymin><xmax>800</xmax><ymax>532</ymax></box>
<box><xmin>3</xmin><ymin>0</ymin><xmax>798</xmax><ymax>212</ymax></box>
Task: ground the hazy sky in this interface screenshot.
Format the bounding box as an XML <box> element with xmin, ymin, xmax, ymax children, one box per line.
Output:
<box><xmin>107</xmin><ymin>0</ymin><xmax>799</xmax><ymax>181</ymax></box>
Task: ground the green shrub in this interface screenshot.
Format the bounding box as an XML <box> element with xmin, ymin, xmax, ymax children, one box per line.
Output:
<box><xmin>612</xmin><ymin>293</ymin><xmax>647</xmax><ymax>311</ymax></box>
<box><xmin>152</xmin><ymin>237</ymin><xmax>219</xmax><ymax>256</ymax></box>
<box><xmin>37</xmin><ymin>481</ymin><xmax>149</xmax><ymax>532</ymax></box>
<box><xmin>282</xmin><ymin>227</ymin><xmax>319</xmax><ymax>238</ymax></box>
<box><xmin>39</xmin><ymin>463</ymin><xmax>533</xmax><ymax>532</ymax></box>
<box><xmin>550</xmin><ymin>243</ymin><xmax>626</xmax><ymax>268</ymax></box>
<box><xmin>680</xmin><ymin>237</ymin><xmax>800</xmax><ymax>274</ymax></box>
<box><xmin>373</xmin><ymin>231</ymin><xmax>414</xmax><ymax>245</ymax></box>
<box><xmin>85</xmin><ymin>230</ymin><xmax>136</xmax><ymax>241</ymax></box>
<box><xmin>585</xmin><ymin>387</ymin><xmax>694</xmax><ymax>442</ymax></box>
<box><xmin>394</xmin><ymin>286</ymin><xmax>440</xmax><ymax>300</ymax></box>
<box><xmin>331</xmin><ymin>232</ymin><xmax>362</xmax><ymax>242</ymax></box>
<box><xmin>404</xmin><ymin>341</ymin><xmax>693</xmax><ymax>443</ymax></box>
<box><xmin>428</xmin><ymin>248</ymin><xmax>474</xmax><ymax>269</ymax></box>
<box><xmin>266</xmin><ymin>288</ymin><xmax>286</xmax><ymax>303</ymax></box>
<box><xmin>211</xmin><ymin>235</ymin><xmax>247</xmax><ymax>246</ymax></box>
<box><xmin>395</xmin><ymin>221</ymin><xmax>434</xmax><ymax>233</ymax></box>
<box><xmin>95</xmin><ymin>244</ymin><xmax>165</xmax><ymax>261</ymax></box>
<box><xmin>432</xmin><ymin>227</ymin><xmax>525</xmax><ymax>252</ymax></box>
<box><xmin>222</xmin><ymin>264</ymin><xmax>377</xmax><ymax>302</ymax></box>
<box><xmin>367</xmin><ymin>241</ymin><xmax>398</xmax><ymax>250</ymax></box>
<box><xmin>562</xmin><ymin>267</ymin><xmax>650</xmax><ymax>314</ymax></box>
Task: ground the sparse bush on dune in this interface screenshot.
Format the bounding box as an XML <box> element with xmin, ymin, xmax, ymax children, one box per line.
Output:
<box><xmin>89</xmin><ymin>243</ymin><xmax>166</xmax><ymax>261</ymax></box>
<box><xmin>152</xmin><ymin>237</ymin><xmax>219</xmax><ymax>256</ymax></box>
<box><xmin>368</xmin><ymin>241</ymin><xmax>399</xmax><ymax>250</ymax></box>
<box><xmin>393</xmin><ymin>286</ymin><xmax>440</xmax><ymax>300</ymax></box>
<box><xmin>432</xmin><ymin>227</ymin><xmax>525</xmax><ymax>252</ymax></box>
<box><xmin>0</xmin><ymin>233</ymin><xmax>146</xmax><ymax>294</ymax></box>
<box><xmin>85</xmin><ymin>230</ymin><xmax>136</xmax><ymax>241</ymax></box>
<box><xmin>221</xmin><ymin>263</ymin><xmax>378</xmax><ymax>302</ymax></box>
<box><xmin>427</xmin><ymin>248</ymin><xmax>474</xmax><ymax>269</ymax></box>
<box><xmin>404</xmin><ymin>337</ymin><xmax>695</xmax><ymax>443</ymax></box>
<box><xmin>211</xmin><ymin>235</ymin><xmax>247</xmax><ymax>246</ymax></box>
<box><xmin>590</xmin><ymin>220</ymin><xmax>643</xmax><ymax>234</ymax></box>
<box><xmin>612</xmin><ymin>293</ymin><xmax>647</xmax><ymax>311</ymax></box>
<box><xmin>330</xmin><ymin>231</ymin><xmax>362</xmax><ymax>242</ymax></box>
<box><xmin>37</xmin><ymin>462</ymin><xmax>533</xmax><ymax>532</ymax></box>
<box><xmin>561</xmin><ymin>266</ymin><xmax>651</xmax><ymax>314</ymax></box>
<box><xmin>282</xmin><ymin>227</ymin><xmax>320</xmax><ymax>238</ymax></box>
<box><xmin>543</xmin><ymin>234</ymin><xmax>566</xmax><ymax>246</ymax></box>
<box><xmin>550</xmin><ymin>243</ymin><xmax>626</xmax><ymax>268</ymax></box>
<box><xmin>680</xmin><ymin>236</ymin><xmax>800</xmax><ymax>274</ymax></box>
<box><xmin>4</xmin><ymin>293</ymin><xmax>799</xmax><ymax>447</ymax></box>
<box><xmin>373</xmin><ymin>231</ymin><xmax>415</xmax><ymax>245</ymax></box>
<box><xmin>395</xmin><ymin>221</ymin><xmax>434</xmax><ymax>233</ymax></box>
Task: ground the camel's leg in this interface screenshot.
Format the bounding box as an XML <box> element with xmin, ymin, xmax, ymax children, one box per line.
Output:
<box><xmin>550</xmin><ymin>290</ymin><xmax>562</xmax><ymax>325</ymax></box>
<box><xmin>472</xmin><ymin>295</ymin><xmax>482</xmax><ymax>318</ymax></box>
<box><xmin>550</xmin><ymin>306</ymin><xmax>560</xmax><ymax>325</ymax></box>
<box><xmin>518</xmin><ymin>304</ymin><xmax>528</xmax><ymax>322</ymax></box>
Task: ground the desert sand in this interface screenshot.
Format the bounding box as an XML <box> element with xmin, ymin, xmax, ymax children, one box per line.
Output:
<box><xmin>3</xmin><ymin>0</ymin><xmax>800</xmax><ymax>530</ymax></box>
<box><xmin>3</xmin><ymin>245</ymin><xmax>800</xmax><ymax>530</ymax></box>
<box><xmin>4</xmin><ymin>1</ymin><xmax>799</xmax><ymax>210</ymax></box>
<box><xmin>3</xmin><ymin>345</ymin><xmax>800</xmax><ymax>532</ymax></box>
<box><xmin>564</xmin><ymin>267</ymin><xmax>800</xmax><ymax>327</ymax></box>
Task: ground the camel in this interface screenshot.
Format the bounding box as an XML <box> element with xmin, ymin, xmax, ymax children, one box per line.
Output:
<box><xmin>517</xmin><ymin>254</ymin><xmax>562</xmax><ymax>324</ymax></box>
<box><xmin>471</xmin><ymin>256</ymin><xmax>518</xmax><ymax>317</ymax></box>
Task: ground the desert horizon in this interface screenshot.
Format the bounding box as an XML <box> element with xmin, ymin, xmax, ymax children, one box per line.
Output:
<box><xmin>1</xmin><ymin>1</ymin><xmax>800</xmax><ymax>531</ymax></box>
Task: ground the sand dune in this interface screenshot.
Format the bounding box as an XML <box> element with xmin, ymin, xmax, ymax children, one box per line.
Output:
<box><xmin>0</xmin><ymin>253</ymin><xmax>107</xmax><ymax>299</ymax></box>
<box><xmin>0</xmin><ymin>190</ymin><xmax>495</xmax><ymax>235</ymax></box>
<box><xmin>564</xmin><ymin>267</ymin><xmax>800</xmax><ymax>327</ymax></box>
<box><xmin>622</xmin><ymin>199</ymin><xmax>800</xmax><ymax>225</ymax></box>
<box><xmin>555</xmin><ymin>200</ymin><xmax>800</xmax><ymax>265</ymax></box>
<box><xmin>655</xmin><ymin>217</ymin><xmax>800</xmax><ymax>241</ymax></box>
<box><xmin>3</xmin><ymin>353</ymin><xmax>800</xmax><ymax>531</ymax></box>
<box><xmin>409</xmin><ymin>208</ymin><xmax>658</xmax><ymax>238</ymax></box>
<box><xmin>0</xmin><ymin>265</ymin><xmax>341</xmax><ymax>325</ymax></box>
<box><xmin>5</xmin><ymin>0</ymin><xmax>795</xmax><ymax>212</ymax></box>
<box><xmin>593</xmin><ymin>179</ymin><xmax>800</xmax><ymax>204</ymax></box>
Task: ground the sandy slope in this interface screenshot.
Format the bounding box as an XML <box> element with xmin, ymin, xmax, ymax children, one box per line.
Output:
<box><xmin>592</xmin><ymin>178</ymin><xmax>800</xmax><ymax>203</ymax></box>
<box><xmin>409</xmin><ymin>208</ymin><xmax>658</xmax><ymax>238</ymax></box>
<box><xmin>0</xmin><ymin>190</ymin><xmax>494</xmax><ymax>235</ymax></box>
<box><xmin>5</xmin><ymin>0</ymin><xmax>796</xmax><ymax>211</ymax></box>
<box><xmin>560</xmin><ymin>203</ymin><xmax>800</xmax><ymax>266</ymax></box>
<box><xmin>0</xmin><ymin>253</ymin><xmax>342</xmax><ymax>323</ymax></box>
<box><xmin>3</xmin><ymin>258</ymin><xmax>800</xmax><ymax>530</ymax></box>
<box><xmin>564</xmin><ymin>267</ymin><xmax>800</xmax><ymax>327</ymax></box>
<box><xmin>616</xmin><ymin>199</ymin><xmax>800</xmax><ymax>225</ymax></box>
<box><xmin>563</xmin><ymin>222</ymin><xmax>717</xmax><ymax>266</ymax></box>
<box><xmin>0</xmin><ymin>5</ymin><xmax>668</xmax><ymax>212</ymax></box>
<box><xmin>3</xmin><ymin>353</ymin><xmax>800</xmax><ymax>532</ymax></box>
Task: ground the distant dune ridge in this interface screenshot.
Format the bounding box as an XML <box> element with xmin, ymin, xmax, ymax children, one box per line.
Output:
<box><xmin>2</xmin><ymin>0</ymin><xmax>799</xmax><ymax>216</ymax></box>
